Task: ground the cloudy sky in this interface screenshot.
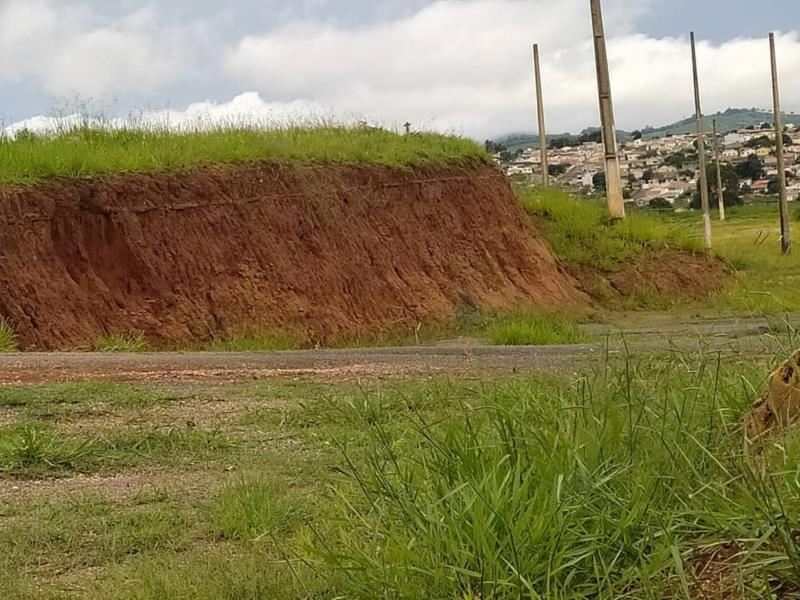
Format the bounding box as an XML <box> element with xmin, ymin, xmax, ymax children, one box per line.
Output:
<box><xmin>2</xmin><ymin>0</ymin><xmax>799</xmax><ymax>139</ymax></box>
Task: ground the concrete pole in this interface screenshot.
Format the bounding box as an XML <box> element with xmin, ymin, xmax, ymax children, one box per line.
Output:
<box><xmin>770</xmin><ymin>32</ymin><xmax>791</xmax><ymax>254</ymax></box>
<box><xmin>691</xmin><ymin>32</ymin><xmax>713</xmax><ymax>250</ymax></box>
<box><xmin>589</xmin><ymin>0</ymin><xmax>625</xmax><ymax>219</ymax></box>
<box><xmin>712</xmin><ymin>119</ymin><xmax>725</xmax><ymax>221</ymax></box>
<box><xmin>533</xmin><ymin>44</ymin><xmax>549</xmax><ymax>187</ymax></box>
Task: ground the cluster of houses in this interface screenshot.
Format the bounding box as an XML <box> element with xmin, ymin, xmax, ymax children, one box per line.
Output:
<box><xmin>499</xmin><ymin>124</ymin><xmax>800</xmax><ymax>207</ymax></box>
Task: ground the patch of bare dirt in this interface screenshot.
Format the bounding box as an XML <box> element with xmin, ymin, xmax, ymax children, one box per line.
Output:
<box><xmin>689</xmin><ymin>542</ymin><xmax>748</xmax><ymax>600</ymax></box>
<box><xmin>0</xmin><ymin>163</ymin><xmax>583</xmax><ymax>350</ymax></box>
<box><xmin>0</xmin><ymin>364</ymin><xmax>451</xmax><ymax>384</ymax></box>
<box><xmin>689</xmin><ymin>541</ymin><xmax>800</xmax><ymax>600</ymax></box>
<box><xmin>0</xmin><ymin>470</ymin><xmax>219</xmax><ymax>502</ymax></box>
<box><xmin>568</xmin><ymin>248</ymin><xmax>732</xmax><ymax>306</ymax></box>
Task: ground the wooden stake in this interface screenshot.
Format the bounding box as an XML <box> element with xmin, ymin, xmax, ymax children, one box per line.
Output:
<box><xmin>589</xmin><ymin>0</ymin><xmax>625</xmax><ymax>219</ymax></box>
<box><xmin>712</xmin><ymin>119</ymin><xmax>725</xmax><ymax>221</ymax></box>
<box><xmin>691</xmin><ymin>32</ymin><xmax>712</xmax><ymax>250</ymax></box>
<box><xmin>770</xmin><ymin>32</ymin><xmax>791</xmax><ymax>254</ymax></box>
<box><xmin>533</xmin><ymin>44</ymin><xmax>549</xmax><ymax>187</ymax></box>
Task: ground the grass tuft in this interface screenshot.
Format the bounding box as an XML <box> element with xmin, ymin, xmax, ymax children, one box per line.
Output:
<box><xmin>484</xmin><ymin>310</ymin><xmax>587</xmax><ymax>346</ymax></box>
<box><xmin>210</xmin><ymin>479</ymin><xmax>300</xmax><ymax>541</ymax></box>
<box><xmin>204</xmin><ymin>331</ymin><xmax>304</xmax><ymax>352</ymax></box>
<box><xmin>0</xmin><ymin>423</ymin><xmax>96</xmax><ymax>476</ymax></box>
<box><xmin>0</xmin><ymin>318</ymin><xmax>16</xmax><ymax>352</ymax></box>
<box><xmin>96</xmin><ymin>332</ymin><xmax>150</xmax><ymax>352</ymax></box>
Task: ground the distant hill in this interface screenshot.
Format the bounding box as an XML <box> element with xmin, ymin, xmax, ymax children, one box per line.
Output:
<box><xmin>497</xmin><ymin>128</ymin><xmax>630</xmax><ymax>153</ymax></box>
<box><xmin>494</xmin><ymin>108</ymin><xmax>800</xmax><ymax>150</ymax></box>
<box><xmin>641</xmin><ymin>108</ymin><xmax>800</xmax><ymax>139</ymax></box>
<box><xmin>495</xmin><ymin>133</ymin><xmax>574</xmax><ymax>153</ymax></box>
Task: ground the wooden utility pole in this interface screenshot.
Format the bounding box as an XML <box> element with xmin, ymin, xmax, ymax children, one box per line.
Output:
<box><xmin>712</xmin><ymin>119</ymin><xmax>725</xmax><ymax>221</ymax></box>
<box><xmin>589</xmin><ymin>0</ymin><xmax>625</xmax><ymax>218</ymax></box>
<box><xmin>691</xmin><ymin>32</ymin><xmax>712</xmax><ymax>250</ymax></box>
<box><xmin>533</xmin><ymin>44</ymin><xmax>549</xmax><ymax>187</ymax></box>
<box><xmin>770</xmin><ymin>32</ymin><xmax>791</xmax><ymax>254</ymax></box>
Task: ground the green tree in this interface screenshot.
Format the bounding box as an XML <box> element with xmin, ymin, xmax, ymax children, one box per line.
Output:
<box><xmin>734</xmin><ymin>155</ymin><xmax>764</xmax><ymax>180</ymax></box>
<box><xmin>691</xmin><ymin>163</ymin><xmax>743</xmax><ymax>209</ymax></box>
<box><xmin>768</xmin><ymin>176</ymin><xmax>781</xmax><ymax>195</ymax></box>
<box><xmin>745</xmin><ymin>135</ymin><xmax>773</xmax><ymax>149</ymax></box>
<box><xmin>649</xmin><ymin>197</ymin><xmax>672</xmax><ymax>210</ymax></box>
<box><xmin>484</xmin><ymin>140</ymin><xmax>506</xmax><ymax>154</ymax></box>
<box><xmin>631</xmin><ymin>130</ymin><xmax>643</xmax><ymax>141</ymax></box>
<box><xmin>664</xmin><ymin>152</ymin><xmax>685</xmax><ymax>169</ymax></box>
<box><xmin>579</xmin><ymin>129</ymin><xmax>602</xmax><ymax>144</ymax></box>
<box><xmin>592</xmin><ymin>171</ymin><xmax>606</xmax><ymax>192</ymax></box>
<box><xmin>642</xmin><ymin>168</ymin><xmax>655</xmax><ymax>182</ymax></box>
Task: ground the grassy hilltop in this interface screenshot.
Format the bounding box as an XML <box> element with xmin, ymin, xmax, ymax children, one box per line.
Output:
<box><xmin>0</xmin><ymin>126</ymin><xmax>489</xmax><ymax>185</ymax></box>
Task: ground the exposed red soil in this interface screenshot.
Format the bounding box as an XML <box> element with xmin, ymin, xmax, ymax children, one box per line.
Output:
<box><xmin>568</xmin><ymin>248</ymin><xmax>732</xmax><ymax>306</ymax></box>
<box><xmin>0</xmin><ymin>163</ymin><xmax>582</xmax><ymax>350</ymax></box>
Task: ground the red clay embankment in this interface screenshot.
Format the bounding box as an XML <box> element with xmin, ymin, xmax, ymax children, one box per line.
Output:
<box><xmin>0</xmin><ymin>163</ymin><xmax>582</xmax><ymax>349</ymax></box>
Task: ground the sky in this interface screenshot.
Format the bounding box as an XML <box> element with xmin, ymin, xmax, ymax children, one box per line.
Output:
<box><xmin>2</xmin><ymin>0</ymin><xmax>800</xmax><ymax>139</ymax></box>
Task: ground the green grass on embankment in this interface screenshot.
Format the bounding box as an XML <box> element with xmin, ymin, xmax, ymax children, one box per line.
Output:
<box><xmin>0</xmin><ymin>126</ymin><xmax>489</xmax><ymax>185</ymax></box>
<box><xmin>519</xmin><ymin>186</ymin><xmax>800</xmax><ymax>316</ymax></box>
<box><xmin>517</xmin><ymin>186</ymin><xmax>703</xmax><ymax>270</ymax></box>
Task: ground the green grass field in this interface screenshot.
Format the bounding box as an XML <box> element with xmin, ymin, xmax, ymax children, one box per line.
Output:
<box><xmin>2</xmin><ymin>349</ymin><xmax>799</xmax><ymax>598</ymax></box>
<box><xmin>0</xmin><ymin>126</ymin><xmax>488</xmax><ymax>185</ymax></box>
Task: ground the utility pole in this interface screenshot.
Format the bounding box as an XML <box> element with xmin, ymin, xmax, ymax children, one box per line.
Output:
<box><xmin>691</xmin><ymin>32</ymin><xmax>712</xmax><ymax>250</ymax></box>
<box><xmin>770</xmin><ymin>32</ymin><xmax>791</xmax><ymax>254</ymax></box>
<box><xmin>712</xmin><ymin>119</ymin><xmax>725</xmax><ymax>221</ymax></box>
<box><xmin>533</xmin><ymin>44</ymin><xmax>549</xmax><ymax>187</ymax></box>
<box><xmin>589</xmin><ymin>0</ymin><xmax>625</xmax><ymax>219</ymax></box>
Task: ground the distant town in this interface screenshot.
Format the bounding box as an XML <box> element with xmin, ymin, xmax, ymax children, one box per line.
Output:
<box><xmin>492</xmin><ymin>120</ymin><xmax>800</xmax><ymax>209</ymax></box>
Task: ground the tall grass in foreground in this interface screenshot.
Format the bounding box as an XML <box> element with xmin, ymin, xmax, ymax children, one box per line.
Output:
<box><xmin>0</xmin><ymin>126</ymin><xmax>488</xmax><ymax>185</ymax></box>
<box><xmin>518</xmin><ymin>186</ymin><xmax>703</xmax><ymax>269</ymax></box>
<box><xmin>312</xmin><ymin>353</ymin><xmax>800</xmax><ymax>598</ymax></box>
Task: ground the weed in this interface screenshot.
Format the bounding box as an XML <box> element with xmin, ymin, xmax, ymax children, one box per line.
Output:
<box><xmin>204</xmin><ymin>330</ymin><xmax>304</xmax><ymax>352</ymax></box>
<box><xmin>0</xmin><ymin>423</ymin><xmax>96</xmax><ymax>476</ymax></box>
<box><xmin>210</xmin><ymin>479</ymin><xmax>301</xmax><ymax>541</ymax></box>
<box><xmin>484</xmin><ymin>310</ymin><xmax>587</xmax><ymax>346</ymax></box>
<box><xmin>96</xmin><ymin>332</ymin><xmax>150</xmax><ymax>352</ymax></box>
<box><xmin>0</xmin><ymin>318</ymin><xmax>16</xmax><ymax>352</ymax></box>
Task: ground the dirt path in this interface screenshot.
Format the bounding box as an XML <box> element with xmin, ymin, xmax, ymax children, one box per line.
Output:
<box><xmin>0</xmin><ymin>344</ymin><xmax>601</xmax><ymax>383</ymax></box>
<box><xmin>0</xmin><ymin>314</ymin><xmax>792</xmax><ymax>384</ymax></box>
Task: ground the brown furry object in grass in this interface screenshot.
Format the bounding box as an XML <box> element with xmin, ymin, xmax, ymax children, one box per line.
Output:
<box><xmin>746</xmin><ymin>350</ymin><xmax>800</xmax><ymax>443</ymax></box>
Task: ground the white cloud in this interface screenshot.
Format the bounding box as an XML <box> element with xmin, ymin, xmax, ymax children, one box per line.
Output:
<box><xmin>1</xmin><ymin>0</ymin><xmax>798</xmax><ymax>139</ymax></box>
<box><xmin>0</xmin><ymin>0</ymin><xmax>198</xmax><ymax>97</ymax></box>
<box><xmin>4</xmin><ymin>92</ymin><xmax>342</xmax><ymax>136</ymax></box>
<box><xmin>225</xmin><ymin>0</ymin><xmax>800</xmax><ymax>138</ymax></box>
